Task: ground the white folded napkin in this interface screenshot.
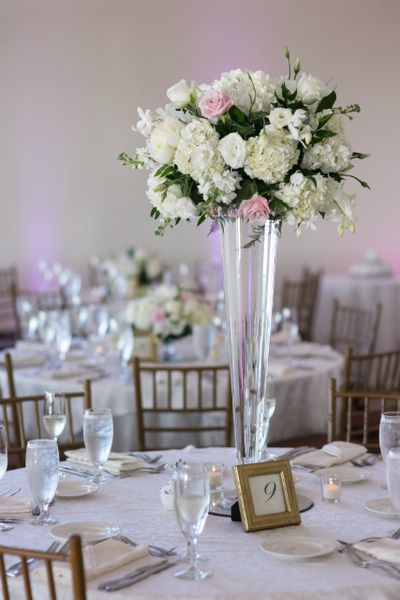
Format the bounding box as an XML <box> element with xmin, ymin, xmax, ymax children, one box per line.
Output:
<box><xmin>292</xmin><ymin>441</ymin><xmax>367</xmax><ymax>468</ymax></box>
<box><xmin>33</xmin><ymin>538</ymin><xmax>148</xmax><ymax>582</ymax></box>
<box><xmin>65</xmin><ymin>449</ymin><xmax>146</xmax><ymax>475</ymax></box>
<box><xmin>354</xmin><ymin>538</ymin><xmax>400</xmax><ymax>565</ymax></box>
<box><xmin>267</xmin><ymin>361</ymin><xmax>297</xmax><ymax>377</ymax></box>
<box><xmin>0</xmin><ymin>496</ymin><xmax>32</xmax><ymax>514</ymax></box>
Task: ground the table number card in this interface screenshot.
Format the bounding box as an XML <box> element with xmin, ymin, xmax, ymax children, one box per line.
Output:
<box><xmin>131</xmin><ymin>330</ymin><xmax>158</xmax><ymax>362</ymax></box>
<box><xmin>232</xmin><ymin>460</ymin><xmax>301</xmax><ymax>532</ymax></box>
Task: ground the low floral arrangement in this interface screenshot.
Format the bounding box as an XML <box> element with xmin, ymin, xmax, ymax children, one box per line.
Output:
<box><xmin>125</xmin><ymin>284</ymin><xmax>213</xmax><ymax>343</ymax></box>
<box><xmin>93</xmin><ymin>248</ymin><xmax>166</xmax><ymax>286</ymax></box>
<box><xmin>120</xmin><ymin>49</ymin><xmax>369</xmax><ymax>246</ymax></box>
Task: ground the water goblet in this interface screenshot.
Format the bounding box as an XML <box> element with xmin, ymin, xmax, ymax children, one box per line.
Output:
<box><xmin>83</xmin><ymin>409</ymin><xmax>114</xmax><ymax>485</ymax></box>
<box><xmin>0</xmin><ymin>427</ymin><xmax>8</xmax><ymax>481</ymax></box>
<box><xmin>56</xmin><ymin>325</ymin><xmax>72</xmax><ymax>365</ymax></box>
<box><xmin>387</xmin><ymin>447</ymin><xmax>400</xmax><ymax>513</ymax></box>
<box><xmin>259</xmin><ymin>376</ymin><xmax>276</xmax><ymax>461</ymax></box>
<box><xmin>44</xmin><ymin>391</ymin><xmax>68</xmax><ymax>480</ymax></box>
<box><xmin>26</xmin><ymin>439</ymin><xmax>59</xmax><ymax>526</ymax></box>
<box><xmin>380</xmin><ymin>412</ymin><xmax>400</xmax><ymax>489</ymax></box>
<box><xmin>174</xmin><ymin>462</ymin><xmax>211</xmax><ymax>580</ymax></box>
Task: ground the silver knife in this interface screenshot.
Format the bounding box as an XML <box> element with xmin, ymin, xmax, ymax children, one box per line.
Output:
<box><xmin>98</xmin><ymin>561</ymin><xmax>176</xmax><ymax>591</ymax></box>
<box><xmin>61</xmin><ymin>465</ymin><xmax>95</xmax><ymax>476</ymax></box>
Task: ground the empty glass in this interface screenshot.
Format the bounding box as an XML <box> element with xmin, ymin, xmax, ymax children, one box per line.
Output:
<box><xmin>0</xmin><ymin>427</ymin><xmax>8</xmax><ymax>481</ymax></box>
<box><xmin>380</xmin><ymin>412</ymin><xmax>400</xmax><ymax>489</ymax></box>
<box><xmin>387</xmin><ymin>448</ymin><xmax>400</xmax><ymax>513</ymax></box>
<box><xmin>26</xmin><ymin>440</ymin><xmax>59</xmax><ymax>526</ymax></box>
<box><xmin>44</xmin><ymin>391</ymin><xmax>68</xmax><ymax>480</ymax></box>
<box><xmin>37</xmin><ymin>311</ymin><xmax>57</xmax><ymax>365</ymax></box>
<box><xmin>174</xmin><ymin>462</ymin><xmax>211</xmax><ymax>580</ymax></box>
<box><xmin>83</xmin><ymin>409</ymin><xmax>113</xmax><ymax>484</ymax></box>
<box><xmin>56</xmin><ymin>321</ymin><xmax>72</xmax><ymax>364</ymax></box>
<box><xmin>259</xmin><ymin>376</ymin><xmax>276</xmax><ymax>461</ymax></box>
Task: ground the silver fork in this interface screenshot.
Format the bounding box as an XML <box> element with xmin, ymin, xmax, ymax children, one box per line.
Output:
<box><xmin>0</xmin><ymin>488</ymin><xmax>21</xmax><ymax>497</ymax></box>
<box><xmin>6</xmin><ymin>541</ymin><xmax>61</xmax><ymax>577</ymax></box>
<box><xmin>117</xmin><ymin>464</ymin><xmax>168</xmax><ymax>478</ymax></box>
<box><xmin>124</xmin><ymin>452</ymin><xmax>163</xmax><ymax>464</ymax></box>
<box><xmin>338</xmin><ymin>542</ymin><xmax>400</xmax><ymax>578</ymax></box>
<box><xmin>118</xmin><ymin>534</ymin><xmax>177</xmax><ymax>557</ymax></box>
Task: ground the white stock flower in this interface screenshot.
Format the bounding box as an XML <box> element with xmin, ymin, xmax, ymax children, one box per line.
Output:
<box><xmin>218</xmin><ymin>133</ymin><xmax>248</xmax><ymax>168</ymax></box>
<box><xmin>133</xmin><ymin>108</ymin><xmax>155</xmax><ymax>138</ymax></box>
<box><xmin>135</xmin><ymin>148</ymin><xmax>155</xmax><ymax>170</ymax></box>
<box><xmin>287</xmin><ymin>109</ymin><xmax>308</xmax><ymax>140</ymax></box>
<box><xmin>321</xmin><ymin>179</ymin><xmax>357</xmax><ymax>235</ymax></box>
<box><xmin>296</xmin><ymin>73</ymin><xmax>330</xmax><ymax>105</ymax></box>
<box><xmin>212</xmin><ymin>170</ymin><xmax>242</xmax><ymax>204</ymax></box>
<box><xmin>301</xmin><ymin>112</ymin><xmax>352</xmax><ymax>173</ymax></box>
<box><xmin>167</xmin><ymin>79</ymin><xmax>193</xmax><ymax>109</ymax></box>
<box><xmin>244</xmin><ymin>125</ymin><xmax>300</xmax><ymax>184</ymax></box>
<box><xmin>213</xmin><ymin>69</ymin><xmax>277</xmax><ymax>115</ymax></box>
<box><xmin>149</xmin><ymin>115</ymin><xmax>184</xmax><ymax>165</ymax></box>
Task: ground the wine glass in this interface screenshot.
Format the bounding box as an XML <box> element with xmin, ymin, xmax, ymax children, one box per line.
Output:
<box><xmin>259</xmin><ymin>376</ymin><xmax>276</xmax><ymax>461</ymax></box>
<box><xmin>56</xmin><ymin>324</ymin><xmax>72</xmax><ymax>365</ymax></box>
<box><xmin>83</xmin><ymin>409</ymin><xmax>113</xmax><ymax>485</ymax></box>
<box><xmin>117</xmin><ymin>327</ymin><xmax>134</xmax><ymax>381</ymax></box>
<box><xmin>37</xmin><ymin>311</ymin><xmax>57</xmax><ymax>367</ymax></box>
<box><xmin>173</xmin><ymin>462</ymin><xmax>211</xmax><ymax>581</ymax></box>
<box><xmin>387</xmin><ymin>447</ymin><xmax>400</xmax><ymax>513</ymax></box>
<box><xmin>0</xmin><ymin>427</ymin><xmax>8</xmax><ymax>481</ymax></box>
<box><xmin>26</xmin><ymin>439</ymin><xmax>59</xmax><ymax>526</ymax></box>
<box><xmin>379</xmin><ymin>412</ymin><xmax>400</xmax><ymax>489</ymax></box>
<box><xmin>44</xmin><ymin>391</ymin><xmax>68</xmax><ymax>480</ymax></box>
<box><xmin>281</xmin><ymin>307</ymin><xmax>299</xmax><ymax>346</ymax></box>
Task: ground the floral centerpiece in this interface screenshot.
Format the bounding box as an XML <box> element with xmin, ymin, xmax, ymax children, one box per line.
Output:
<box><xmin>125</xmin><ymin>284</ymin><xmax>212</xmax><ymax>343</ymax></box>
<box><xmin>94</xmin><ymin>248</ymin><xmax>166</xmax><ymax>286</ymax></box>
<box><xmin>119</xmin><ymin>49</ymin><xmax>369</xmax><ymax>464</ymax></box>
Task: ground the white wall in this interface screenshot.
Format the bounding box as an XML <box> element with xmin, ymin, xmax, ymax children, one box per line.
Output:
<box><xmin>1</xmin><ymin>0</ymin><xmax>399</xmax><ymax>292</ymax></box>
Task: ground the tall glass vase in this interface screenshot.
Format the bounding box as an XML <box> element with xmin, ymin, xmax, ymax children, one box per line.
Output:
<box><xmin>219</xmin><ymin>216</ymin><xmax>279</xmax><ymax>465</ymax></box>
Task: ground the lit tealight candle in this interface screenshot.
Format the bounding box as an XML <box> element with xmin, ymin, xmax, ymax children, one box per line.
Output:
<box><xmin>323</xmin><ymin>479</ymin><xmax>339</xmax><ymax>500</ymax></box>
<box><xmin>209</xmin><ymin>467</ymin><xmax>222</xmax><ymax>488</ymax></box>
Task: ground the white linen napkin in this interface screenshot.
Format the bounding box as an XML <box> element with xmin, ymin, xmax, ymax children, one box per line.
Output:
<box><xmin>267</xmin><ymin>361</ymin><xmax>297</xmax><ymax>377</ymax></box>
<box><xmin>33</xmin><ymin>538</ymin><xmax>148</xmax><ymax>582</ymax></box>
<box><xmin>292</xmin><ymin>441</ymin><xmax>367</xmax><ymax>468</ymax></box>
<box><xmin>0</xmin><ymin>496</ymin><xmax>32</xmax><ymax>514</ymax></box>
<box><xmin>354</xmin><ymin>538</ymin><xmax>400</xmax><ymax>565</ymax></box>
<box><xmin>65</xmin><ymin>449</ymin><xmax>146</xmax><ymax>475</ymax></box>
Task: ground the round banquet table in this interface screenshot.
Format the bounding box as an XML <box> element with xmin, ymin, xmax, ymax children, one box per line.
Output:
<box><xmin>0</xmin><ymin>341</ymin><xmax>344</xmax><ymax>450</ymax></box>
<box><xmin>313</xmin><ymin>275</ymin><xmax>400</xmax><ymax>353</ymax></box>
<box><xmin>1</xmin><ymin>446</ymin><xmax>400</xmax><ymax>600</ymax></box>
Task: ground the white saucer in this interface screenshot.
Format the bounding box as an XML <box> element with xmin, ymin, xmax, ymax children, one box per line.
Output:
<box><xmin>313</xmin><ymin>466</ymin><xmax>372</xmax><ymax>484</ymax></box>
<box><xmin>51</xmin><ymin>521</ymin><xmax>120</xmax><ymax>543</ymax></box>
<box><xmin>261</xmin><ymin>536</ymin><xmax>335</xmax><ymax>560</ymax></box>
<box><xmin>56</xmin><ymin>481</ymin><xmax>99</xmax><ymax>499</ymax></box>
<box><xmin>365</xmin><ymin>497</ymin><xmax>399</xmax><ymax>518</ymax></box>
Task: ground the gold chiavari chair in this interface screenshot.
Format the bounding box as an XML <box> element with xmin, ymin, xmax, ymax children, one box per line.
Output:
<box><xmin>0</xmin><ymin>534</ymin><xmax>86</xmax><ymax>600</ymax></box>
<box><xmin>133</xmin><ymin>357</ymin><xmax>232</xmax><ymax>451</ymax></box>
<box><xmin>329</xmin><ymin>299</ymin><xmax>382</xmax><ymax>356</ymax></box>
<box><xmin>0</xmin><ymin>267</ymin><xmax>19</xmax><ymax>348</ymax></box>
<box><xmin>281</xmin><ymin>267</ymin><xmax>322</xmax><ymax>341</ymax></box>
<box><xmin>328</xmin><ymin>377</ymin><xmax>400</xmax><ymax>450</ymax></box>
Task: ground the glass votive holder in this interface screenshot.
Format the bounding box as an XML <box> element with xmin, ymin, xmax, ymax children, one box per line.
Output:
<box><xmin>204</xmin><ymin>463</ymin><xmax>224</xmax><ymax>490</ymax></box>
<box><xmin>320</xmin><ymin>474</ymin><xmax>342</xmax><ymax>503</ymax></box>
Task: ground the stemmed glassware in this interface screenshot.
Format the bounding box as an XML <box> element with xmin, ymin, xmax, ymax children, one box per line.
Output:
<box><xmin>26</xmin><ymin>440</ymin><xmax>59</xmax><ymax>526</ymax></box>
<box><xmin>281</xmin><ymin>307</ymin><xmax>299</xmax><ymax>346</ymax></box>
<box><xmin>259</xmin><ymin>376</ymin><xmax>276</xmax><ymax>461</ymax></box>
<box><xmin>0</xmin><ymin>427</ymin><xmax>8</xmax><ymax>481</ymax></box>
<box><xmin>56</xmin><ymin>313</ymin><xmax>72</xmax><ymax>366</ymax></box>
<box><xmin>83</xmin><ymin>409</ymin><xmax>114</xmax><ymax>485</ymax></box>
<box><xmin>387</xmin><ymin>447</ymin><xmax>400</xmax><ymax>514</ymax></box>
<box><xmin>37</xmin><ymin>311</ymin><xmax>57</xmax><ymax>368</ymax></box>
<box><xmin>173</xmin><ymin>462</ymin><xmax>211</xmax><ymax>581</ymax></box>
<box><xmin>44</xmin><ymin>391</ymin><xmax>68</xmax><ymax>480</ymax></box>
<box><xmin>379</xmin><ymin>412</ymin><xmax>400</xmax><ymax>489</ymax></box>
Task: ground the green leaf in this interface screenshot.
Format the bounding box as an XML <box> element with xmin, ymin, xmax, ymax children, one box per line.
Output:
<box><xmin>175</xmin><ymin>217</ymin><xmax>181</xmax><ymax>226</ymax></box>
<box><xmin>197</xmin><ymin>215</ymin><xmax>206</xmax><ymax>227</ymax></box>
<box><xmin>150</xmin><ymin>207</ymin><xmax>156</xmax><ymax>217</ymax></box>
<box><xmin>236</xmin><ymin>123</ymin><xmax>254</xmax><ymax>138</ymax></box>
<box><xmin>154</xmin><ymin>210</ymin><xmax>160</xmax><ymax>219</ymax></box>
<box><xmin>281</xmin><ymin>81</ymin><xmax>289</xmax><ymax>99</ymax></box>
<box><xmin>317</xmin><ymin>113</ymin><xmax>334</xmax><ymax>129</ymax></box>
<box><xmin>340</xmin><ymin>164</ymin><xmax>354</xmax><ymax>173</ymax></box>
<box><xmin>229</xmin><ymin>106</ymin><xmax>246</xmax><ymax>124</ymax></box>
<box><xmin>316</xmin><ymin>90</ymin><xmax>337</xmax><ymax>113</ymax></box>
<box><xmin>235</xmin><ymin>179</ymin><xmax>256</xmax><ymax>203</ymax></box>
<box><xmin>313</xmin><ymin>130</ymin><xmax>338</xmax><ymax>140</ymax></box>
<box><xmin>351</xmin><ymin>152</ymin><xmax>371</xmax><ymax>160</ymax></box>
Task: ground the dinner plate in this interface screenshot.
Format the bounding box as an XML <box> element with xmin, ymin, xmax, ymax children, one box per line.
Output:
<box><xmin>56</xmin><ymin>481</ymin><xmax>99</xmax><ymax>499</ymax></box>
<box><xmin>313</xmin><ymin>466</ymin><xmax>372</xmax><ymax>484</ymax></box>
<box><xmin>50</xmin><ymin>522</ymin><xmax>120</xmax><ymax>543</ymax></box>
<box><xmin>261</xmin><ymin>536</ymin><xmax>336</xmax><ymax>560</ymax></box>
<box><xmin>364</xmin><ymin>497</ymin><xmax>399</xmax><ymax>518</ymax></box>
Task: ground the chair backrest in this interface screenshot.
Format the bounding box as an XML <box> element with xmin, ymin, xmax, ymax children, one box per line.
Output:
<box><xmin>133</xmin><ymin>357</ymin><xmax>232</xmax><ymax>451</ymax></box>
<box><xmin>329</xmin><ymin>299</ymin><xmax>382</xmax><ymax>356</ymax></box>
<box><xmin>281</xmin><ymin>268</ymin><xmax>322</xmax><ymax>341</ymax></box>
<box><xmin>0</xmin><ymin>354</ymin><xmax>91</xmax><ymax>463</ymax></box>
<box><xmin>328</xmin><ymin>377</ymin><xmax>400</xmax><ymax>449</ymax></box>
<box><xmin>0</xmin><ymin>267</ymin><xmax>18</xmax><ymax>336</ymax></box>
<box><xmin>342</xmin><ymin>347</ymin><xmax>400</xmax><ymax>393</ymax></box>
<box><xmin>0</xmin><ymin>534</ymin><xmax>86</xmax><ymax>600</ymax></box>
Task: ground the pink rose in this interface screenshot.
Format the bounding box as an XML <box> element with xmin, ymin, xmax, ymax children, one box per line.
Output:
<box><xmin>198</xmin><ymin>89</ymin><xmax>234</xmax><ymax>119</ymax></box>
<box><xmin>237</xmin><ymin>195</ymin><xmax>275</xmax><ymax>225</ymax></box>
<box><xmin>151</xmin><ymin>308</ymin><xmax>166</xmax><ymax>324</ymax></box>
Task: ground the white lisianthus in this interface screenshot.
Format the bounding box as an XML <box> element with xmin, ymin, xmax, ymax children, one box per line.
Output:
<box><xmin>149</xmin><ymin>115</ymin><xmax>184</xmax><ymax>165</ymax></box>
<box><xmin>147</xmin><ymin>177</ymin><xmax>197</xmax><ymax>220</ymax></box>
<box><xmin>244</xmin><ymin>125</ymin><xmax>299</xmax><ymax>184</ymax></box>
<box><xmin>275</xmin><ymin>77</ymin><xmax>297</xmax><ymax>101</ymax></box>
<box><xmin>167</xmin><ymin>79</ymin><xmax>193</xmax><ymax>109</ymax></box>
<box><xmin>218</xmin><ymin>133</ymin><xmax>248</xmax><ymax>168</ymax></box>
<box><xmin>275</xmin><ymin>173</ymin><xmax>328</xmax><ymax>229</ymax></box>
<box><xmin>269</xmin><ymin>108</ymin><xmax>293</xmax><ymax>129</ymax></box>
<box><xmin>301</xmin><ymin>112</ymin><xmax>352</xmax><ymax>173</ymax></box>
<box><xmin>296</xmin><ymin>73</ymin><xmax>330</xmax><ymax>105</ymax></box>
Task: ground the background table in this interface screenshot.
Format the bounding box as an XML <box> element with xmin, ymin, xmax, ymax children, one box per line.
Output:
<box><xmin>313</xmin><ymin>275</ymin><xmax>400</xmax><ymax>353</ymax></box>
<box><xmin>0</xmin><ymin>342</ymin><xmax>344</xmax><ymax>450</ymax></box>
<box><xmin>1</xmin><ymin>446</ymin><xmax>400</xmax><ymax>600</ymax></box>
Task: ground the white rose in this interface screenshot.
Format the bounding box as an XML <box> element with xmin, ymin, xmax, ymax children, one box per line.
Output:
<box><xmin>156</xmin><ymin>184</ymin><xmax>197</xmax><ymax>219</ymax></box>
<box><xmin>296</xmin><ymin>74</ymin><xmax>329</xmax><ymax>105</ymax></box>
<box><xmin>167</xmin><ymin>79</ymin><xmax>193</xmax><ymax>109</ymax></box>
<box><xmin>269</xmin><ymin>108</ymin><xmax>293</xmax><ymax>129</ymax></box>
<box><xmin>218</xmin><ymin>133</ymin><xmax>248</xmax><ymax>168</ymax></box>
<box><xmin>149</xmin><ymin>116</ymin><xmax>184</xmax><ymax>165</ymax></box>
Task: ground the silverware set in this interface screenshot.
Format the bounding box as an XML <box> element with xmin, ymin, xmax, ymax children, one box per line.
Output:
<box><xmin>274</xmin><ymin>446</ymin><xmax>316</xmax><ymax>462</ymax></box>
<box><xmin>338</xmin><ymin>528</ymin><xmax>400</xmax><ymax>579</ymax></box>
<box><xmin>6</xmin><ymin>540</ymin><xmax>69</xmax><ymax>577</ymax></box>
<box><xmin>98</xmin><ymin>559</ymin><xmax>177</xmax><ymax>591</ymax></box>
<box><xmin>350</xmin><ymin>454</ymin><xmax>382</xmax><ymax>467</ymax></box>
<box><xmin>123</xmin><ymin>452</ymin><xmax>163</xmax><ymax>464</ymax></box>
<box><xmin>59</xmin><ymin>462</ymin><xmax>168</xmax><ymax>479</ymax></box>
<box><xmin>118</xmin><ymin>534</ymin><xmax>177</xmax><ymax>557</ymax></box>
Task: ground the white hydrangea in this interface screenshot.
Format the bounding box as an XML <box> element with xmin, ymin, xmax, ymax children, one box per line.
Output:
<box><xmin>146</xmin><ymin>174</ymin><xmax>197</xmax><ymax>220</ymax></box>
<box><xmin>275</xmin><ymin>172</ymin><xmax>329</xmax><ymax>229</ymax></box>
<box><xmin>174</xmin><ymin>119</ymin><xmax>224</xmax><ymax>182</ymax></box>
<box><xmin>213</xmin><ymin>170</ymin><xmax>242</xmax><ymax>204</ymax></box>
<box><xmin>149</xmin><ymin>115</ymin><xmax>184</xmax><ymax>165</ymax></box>
<box><xmin>244</xmin><ymin>125</ymin><xmax>300</xmax><ymax>184</ymax></box>
<box><xmin>212</xmin><ymin>69</ymin><xmax>277</xmax><ymax>115</ymax></box>
<box><xmin>301</xmin><ymin>111</ymin><xmax>352</xmax><ymax>173</ymax></box>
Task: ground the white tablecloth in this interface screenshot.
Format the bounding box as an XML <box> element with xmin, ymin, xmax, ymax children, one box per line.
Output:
<box><xmin>0</xmin><ymin>342</ymin><xmax>344</xmax><ymax>450</ymax></box>
<box><xmin>1</xmin><ymin>447</ymin><xmax>400</xmax><ymax>600</ymax></box>
<box><xmin>313</xmin><ymin>275</ymin><xmax>400</xmax><ymax>352</ymax></box>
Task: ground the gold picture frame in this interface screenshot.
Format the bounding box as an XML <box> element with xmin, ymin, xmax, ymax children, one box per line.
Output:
<box><xmin>232</xmin><ymin>460</ymin><xmax>301</xmax><ymax>532</ymax></box>
<box><xmin>131</xmin><ymin>329</ymin><xmax>158</xmax><ymax>362</ymax></box>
